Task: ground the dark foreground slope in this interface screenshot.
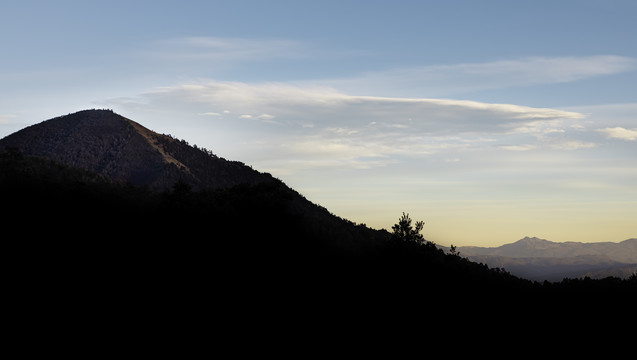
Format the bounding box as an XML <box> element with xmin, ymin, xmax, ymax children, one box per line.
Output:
<box><xmin>1</xmin><ymin>150</ymin><xmax>539</xmax><ymax>292</ymax></box>
<box><xmin>3</xmin><ymin>150</ymin><xmax>635</xmax><ymax>304</ymax></box>
<box><xmin>3</xmin><ymin>155</ymin><xmax>637</xmax><ymax>345</ymax></box>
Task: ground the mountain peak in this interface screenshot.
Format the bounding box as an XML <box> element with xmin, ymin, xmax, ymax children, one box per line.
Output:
<box><xmin>515</xmin><ymin>237</ymin><xmax>555</xmax><ymax>247</ymax></box>
<box><xmin>518</xmin><ymin>236</ymin><xmax>550</xmax><ymax>243</ymax></box>
<box><xmin>0</xmin><ymin>109</ymin><xmax>272</xmax><ymax>190</ymax></box>
<box><xmin>501</xmin><ymin>237</ymin><xmax>558</xmax><ymax>254</ymax></box>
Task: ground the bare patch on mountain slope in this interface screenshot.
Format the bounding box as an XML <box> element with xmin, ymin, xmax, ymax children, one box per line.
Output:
<box><xmin>125</xmin><ymin>118</ymin><xmax>192</xmax><ymax>174</ymax></box>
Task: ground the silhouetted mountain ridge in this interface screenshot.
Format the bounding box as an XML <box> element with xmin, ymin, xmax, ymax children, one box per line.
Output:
<box><xmin>2</xmin><ymin>110</ymin><xmax>634</xmax><ymax>297</ymax></box>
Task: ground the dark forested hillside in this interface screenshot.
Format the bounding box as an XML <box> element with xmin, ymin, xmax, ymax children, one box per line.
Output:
<box><xmin>1</xmin><ymin>149</ymin><xmax>537</xmax><ymax>294</ymax></box>
<box><xmin>0</xmin><ymin>149</ymin><xmax>388</xmax><ymax>275</ymax></box>
<box><xmin>4</xmin><ymin>150</ymin><xmax>635</xmax><ymax>300</ymax></box>
<box><xmin>0</xmin><ymin>109</ymin><xmax>270</xmax><ymax>190</ymax></box>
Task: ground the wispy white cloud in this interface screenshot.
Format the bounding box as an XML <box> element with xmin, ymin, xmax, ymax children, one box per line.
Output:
<box><xmin>139</xmin><ymin>80</ymin><xmax>585</xmax><ymax>134</ymax></box>
<box><xmin>0</xmin><ymin>114</ymin><xmax>16</xmax><ymax>125</ymax></box>
<box><xmin>597</xmin><ymin>127</ymin><xmax>637</xmax><ymax>141</ymax></box>
<box><xmin>320</xmin><ymin>55</ymin><xmax>636</xmax><ymax>96</ymax></box>
<box><xmin>499</xmin><ymin>144</ymin><xmax>537</xmax><ymax>152</ymax></box>
<box><xmin>453</xmin><ymin>55</ymin><xmax>635</xmax><ymax>83</ymax></box>
<box><xmin>140</xmin><ymin>36</ymin><xmax>308</xmax><ymax>64</ymax></box>
<box><xmin>106</xmin><ymin>80</ymin><xmax>593</xmax><ymax>172</ymax></box>
<box><xmin>547</xmin><ymin>139</ymin><xmax>598</xmax><ymax>150</ymax></box>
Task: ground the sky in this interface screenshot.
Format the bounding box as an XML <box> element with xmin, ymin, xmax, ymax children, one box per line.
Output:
<box><xmin>1</xmin><ymin>0</ymin><xmax>636</xmax><ymax>246</ymax></box>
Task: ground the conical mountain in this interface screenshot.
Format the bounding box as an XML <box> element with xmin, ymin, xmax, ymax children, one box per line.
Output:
<box><xmin>0</xmin><ymin>109</ymin><xmax>271</xmax><ymax>190</ymax></box>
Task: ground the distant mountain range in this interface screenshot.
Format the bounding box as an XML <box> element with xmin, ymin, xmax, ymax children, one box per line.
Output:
<box><xmin>441</xmin><ymin>237</ymin><xmax>637</xmax><ymax>281</ymax></box>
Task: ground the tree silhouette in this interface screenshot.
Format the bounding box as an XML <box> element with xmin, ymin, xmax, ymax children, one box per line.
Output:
<box><xmin>390</xmin><ymin>212</ymin><xmax>426</xmax><ymax>244</ymax></box>
<box><xmin>450</xmin><ymin>244</ymin><xmax>460</xmax><ymax>257</ymax></box>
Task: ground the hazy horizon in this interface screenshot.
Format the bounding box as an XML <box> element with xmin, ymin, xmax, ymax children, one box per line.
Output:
<box><xmin>1</xmin><ymin>1</ymin><xmax>635</xmax><ymax>247</ymax></box>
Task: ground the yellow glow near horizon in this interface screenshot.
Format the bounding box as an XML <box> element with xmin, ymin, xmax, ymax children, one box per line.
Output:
<box><xmin>304</xmin><ymin>186</ymin><xmax>637</xmax><ymax>247</ymax></box>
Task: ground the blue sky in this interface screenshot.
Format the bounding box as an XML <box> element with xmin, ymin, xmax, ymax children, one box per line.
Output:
<box><xmin>1</xmin><ymin>0</ymin><xmax>636</xmax><ymax>245</ymax></box>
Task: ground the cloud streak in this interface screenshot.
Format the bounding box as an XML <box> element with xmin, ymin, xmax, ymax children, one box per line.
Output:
<box><xmin>106</xmin><ymin>80</ymin><xmax>593</xmax><ymax>172</ymax></box>
<box><xmin>319</xmin><ymin>56</ymin><xmax>637</xmax><ymax>96</ymax></box>
<box><xmin>136</xmin><ymin>39</ymin><xmax>636</xmax><ymax>99</ymax></box>
<box><xmin>142</xmin><ymin>81</ymin><xmax>585</xmax><ymax>132</ymax></box>
<box><xmin>139</xmin><ymin>36</ymin><xmax>309</xmax><ymax>65</ymax></box>
<box><xmin>597</xmin><ymin>127</ymin><xmax>637</xmax><ymax>141</ymax></box>
<box><xmin>0</xmin><ymin>114</ymin><xmax>16</xmax><ymax>125</ymax></box>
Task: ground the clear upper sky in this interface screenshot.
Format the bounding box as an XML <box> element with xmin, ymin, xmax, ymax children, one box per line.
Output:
<box><xmin>1</xmin><ymin>0</ymin><xmax>636</xmax><ymax>246</ymax></box>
